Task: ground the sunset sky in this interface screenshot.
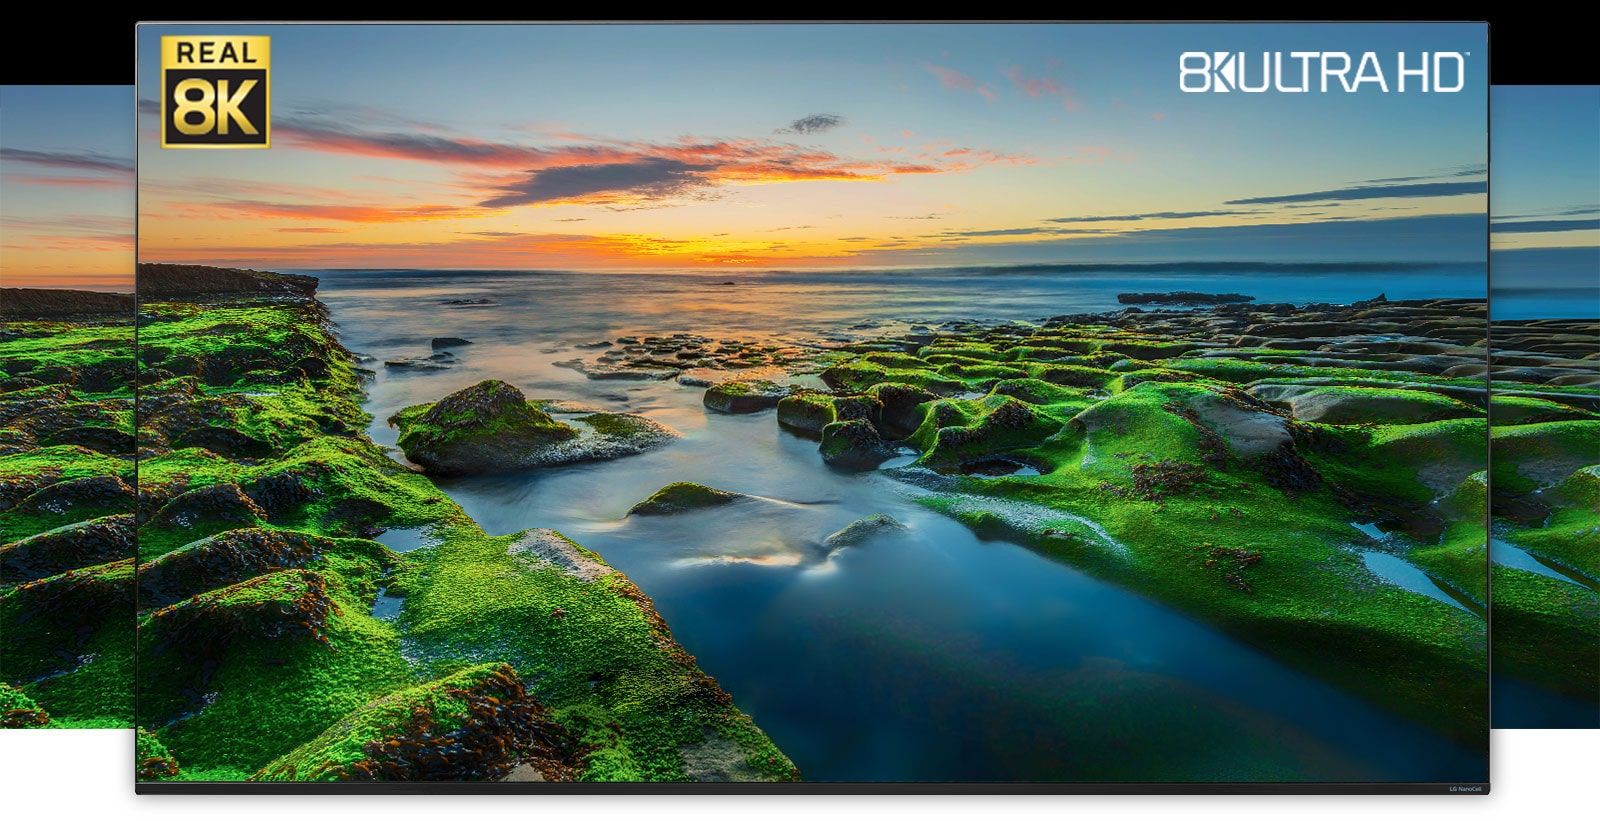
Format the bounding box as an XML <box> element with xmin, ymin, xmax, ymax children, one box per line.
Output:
<box><xmin>1</xmin><ymin>86</ymin><xmax>135</xmax><ymax>290</ymax></box>
<box><xmin>130</xmin><ymin>23</ymin><xmax>1489</xmax><ymax>272</ymax></box>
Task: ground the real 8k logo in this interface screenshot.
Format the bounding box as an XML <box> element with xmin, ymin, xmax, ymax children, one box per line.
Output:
<box><xmin>161</xmin><ymin>36</ymin><xmax>271</xmax><ymax>148</ymax></box>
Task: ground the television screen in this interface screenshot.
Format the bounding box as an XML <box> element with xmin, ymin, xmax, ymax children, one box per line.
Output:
<box><xmin>130</xmin><ymin>22</ymin><xmax>1492</xmax><ymax>790</ymax></box>
<box><xmin>1485</xmin><ymin>84</ymin><xmax>1600</xmax><ymax>730</ymax></box>
<box><xmin>0</xmin><ymin>85</ymin><xmax>136</xmax><ymax>732</ymax></box>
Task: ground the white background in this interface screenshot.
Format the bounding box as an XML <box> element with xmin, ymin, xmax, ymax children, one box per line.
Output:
<box><xmin>1</xmin><ymin>729</ymin><xmax>1594</xmax><ymax>818</ymax></box>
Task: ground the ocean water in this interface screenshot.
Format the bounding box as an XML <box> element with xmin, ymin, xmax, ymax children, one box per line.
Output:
<box><xmin>313</xmin><ymin>266</ymin><xmax>1489</xmax><ymax>782</ymax></box>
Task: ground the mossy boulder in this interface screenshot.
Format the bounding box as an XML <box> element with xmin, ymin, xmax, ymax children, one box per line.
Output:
<box><xmin>702</xmin><ymin>380</ymin><xmax>791</xmax><ymax>414</ymax></box>
<box><xmin>1248</xmin><ymin>384</ymin><xmax>1481</xmax><ymax>425</ymax></box>
<box><xmin>136</xmin><ymin>728</ymin><xmax>180</xmax><ymax>779</ymax></box>
<box><xmin>9</xmin><ymin>475</ymin><xmax>134</xmax><ymax>519</ymax></box>
<box><xmin>147</xmin><ymin>482</ymin><xmax>268</xmax><ymax>531</ymax></box>
<box><xmin>137</xmin><ymin>528</ymin><xmax>374</xmax><ymax>608</ymax></box>
<box><xmin>919</xmin><ymin>398</ymin><xmax>1062</xmax><ymax>469</ymax></box>
<box><xmin>1</xmin><ymin>682</ymin><xmax>49</xmax><ymax>728</ymax></box>
<box><xmin>1490</xmin><ymin>394</ymin><xmax>1596</xmax><ymax>424</ymax></box>
<box><xmin>1</xmin><ymin>560</ymin><xmax>135</xmax><ymax>684</ymax></box>
<box><xmin>254</xmin><ymin>663</ymin><xmax>578</xmax><ymax>782</ymax></box>
<box><xmin>390</xmin><ymin>380</ymin><xmax>676</xmax><ymax>475</ymax></box>
<box><xmin>391</xmin><ymin>380</ymin><xmax>577</xmax><ymax>474</ymax></box>
<box><xmin>865</xmin><ymin>383</ymin><xmax>938</xmax><ymax>438</ymax></box>
<box><xmin>823</xmin><ymin>514</ymin><xmax>907</xmax><ymax>549</ymax></box>
<box><xmin>819</xmin><ymin>419</ymin><xmax>894</xmax><ymax>470</ymax></box>
<box><xmin>776</xmin><ymin>392</ymin><xmax>836</xmax><ymax>437</ymax></box>
<box><xmin>628</xmin><ymin>482</ymin><xmax>745</xmax><ymax>516</ymax></box>
<box><xmin>0</xmin><ymin>514</ymin><xmax>133</xmax><ymax>586</ymax></box>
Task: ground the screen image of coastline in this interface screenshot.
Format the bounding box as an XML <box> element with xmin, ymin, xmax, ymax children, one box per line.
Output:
<box><xmin>1486</xmin><ymin>85</ymin><xmax>1600</xmax><ymax>730</ymax></box>
<box><xmin>0</xmin><ymin>86</ymin><xmax>136</xmax><ymax>732</ymax></box>
<box><xmin>132</xmin><ymin>23</ymin><xmax>1493</xmax><ymax>787</ymax></box>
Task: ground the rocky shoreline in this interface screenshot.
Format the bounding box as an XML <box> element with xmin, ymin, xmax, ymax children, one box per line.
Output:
<box><xmin>126</xmin><ymin>264</ymin><xmax>798</xmax><ymax>782</ymax></box>
<box><xmin>7</xmin><ymin>264</ymin><xmax>1593</xmax><ymax>770</ymax></box>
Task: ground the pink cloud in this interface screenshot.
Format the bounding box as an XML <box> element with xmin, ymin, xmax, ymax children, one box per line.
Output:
<box><xmin>1005</xmin><ymin>65</ymin><xmax>1080</xmax><ymax>111</ymax></box>
<box><xmin>923</xmin><ymin>63</ymin><xmax>997</xmax><ymax>102</ymax></box>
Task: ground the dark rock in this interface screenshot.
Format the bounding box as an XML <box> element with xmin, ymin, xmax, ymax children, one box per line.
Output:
<box><xmin>819</xmin><ymin>419</ymin><xmax>894</xmax><ymax>470</ymax></box>
<box><xmin>147</xmin><ymin>483</ymin><xmax>268</xmax><ymax>531</ymax></box>
<box><xmin>1117</xmin><ymin>292</ymin><xmax>1254</xmax><ymax>306</ymax></box>
<box><xmin>627</xmin><ymin>482</ymin><xmax>745</xmax><ymax>516</ymax></box>
<box><xmin>138</xmin><ymin>528</ymin><xmax>347</xmax><ymax>608</ymax></box>
<box><xmin>11</xmin><ymin>475</ymin><xmax>135</xmax><ymax>518</ymax></box>
<box><xmin>431</xmin><ymin>337</ymin><xmax>473</xmax><ymax>350</ymax></box>
<box><xmin>866</xmin><ymin>383</ymin><xmax>938</xmax><ymax>438</ymax></box>
<box><xmin>171</xmin><ymin>425</ymin><xmax>274</xmax><ymax>459</ymax></box>
<box><xmin>823</xmin><ymin>514</ymin><xmax>907</xmax><ymax>549</ymax></box>
<box><xmin>0</xmin><ymin>514</ymin><xmax>135</xmax><ymax>584</ymax></box>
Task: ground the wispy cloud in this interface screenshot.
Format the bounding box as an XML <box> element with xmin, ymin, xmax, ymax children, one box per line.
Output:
<box><xmin>0</xmin><ymin>147</ymin><xmax>134</xmax><ymax>174</ymax></box>
<box><xmin>1361</xmin><ymin>164</ymin><xmax>1485</xmax><ymax>184</ymax></box>
<box><xmin>218</xmin><ymin>201</ymin><xmax>482</xmax><ymax>222</ymax></box>
<box><xmin>1047</xmin><ymin>209</ymin><xmax>1261</xmax><ymax>224</ymax></box>
<box><xmin>1005</xmin><ymin>65</ymin><xmax>1079</xmax><ymax>111</ymax></box>
<box><xmin>0</xmin><ymin>214</ymin><xmax>135</xmax><ymax>254</ymax></box>
<box><xmin>1494</xmin><ymin>205</ymin><xmax>1600</xmax><ymax>221</ymax></box>
<box><xmin>480</xmin><ymin>158</ymin><xmax>714</xmax><ymax>208</ymax></box>
<box><xmin>1</xmin><ymin>147</ymin><xmax>135</xmax><ymax>189</ymax></box>
<box><xmin>924</xmin><ymin>63</ymin><xmax>997</xmax><ymax>102</ymax></box>
<box><xmin>1225</xmin><ymin>180</ymin><xmax>1486</xmax><ymax>205</ymax></box>
<box><xmin>1490</xmin><ymin>218</ymin><xmax>1600</xmax><ymax>234</ymax></box>
<box><xmin>777</xmin><ymin>113</ymin><xmax>844</xmax><ymax>135</ymax></box>
<box><xmin>257</xmin><ymin>118</ymin><xmax>1007</xmax><ymax>209</ymax></box>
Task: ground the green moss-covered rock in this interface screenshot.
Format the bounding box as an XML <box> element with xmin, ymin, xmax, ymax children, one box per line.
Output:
<box><xmin>702</xmin><ymin>380</ymin><xmax>791</xmax><ymax>414</ymax></box>
<box><xmin>0</xmin><ymin>514</ymin><xmax>133</xmax><ymax>586</ymax></box>
<box><xmin>1248</xmin><ymin>384</ymin><xmax>1482</xmax><ymax>425</ymax></box>
<box><xmin>865</xmin><ymin>382</ymin><xmax>938</xmax><ymax>438</ymax></box>
<box><xmin>390</xmin><ymin>380</ymin><xmax>578</xmax><ymax>474</ymax></box>
<box><xmin>1</xmin><ymin>682</ymin><xmax>49</xmax><ymax>728</ymax></box>
<box><xmin>136</xmin><ymin>727</ymin><xmax>180</xmax><ymax>779</ymax></box>
<box><xmin>255</xmin><ymin>663</ymin><xmax>578</xmax><ymax>782</ymax></box>
<box><xmin>628</xmin><ymin>482</ymin><xmax>745</xmax><ymax>516</ymax></box>
<box><xmin>775</xmin><ymin>392</ymin><xmax>835</xmax><ymax>437</ymax></box>
<box><xmin>138</xmin><ymin>528</ymin><xmax>389</xmax><ymax>609</ymax></box>
<box><xmin>391</xmin><ymin>380</ymin><xmax>677</xmax><ymax>475</ymax></box>
<box><xmin>823</xmin><ymin>514</ymin><xmax>907</xmax><ymax>549</ymax></box>
<box><xmin>819</xmin><ymin>419</ymin><xmax>894</xmax><ymax>471</ymax></box>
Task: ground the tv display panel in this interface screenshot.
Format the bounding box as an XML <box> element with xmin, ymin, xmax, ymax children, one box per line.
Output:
<box><xmin>1485</xmin><ymin>84</ymin><xmax>1600</xmax><ymax>730</ymax></box>
<box><xmin>0</xmin><ymin>85</ymin><xmax>136</xmax><ymax>732</ymax></box>
<box><xmin>130</xmin><ymin>22</ymin><xmax>1493</xmax><ymax>790</ymax></box>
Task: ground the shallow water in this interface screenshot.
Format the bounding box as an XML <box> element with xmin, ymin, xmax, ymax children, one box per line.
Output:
<box><xmin>318</xmin><ymin>269</ymin><xmax>1488</xmax><ymax>782</ymax></box>
<box><xmin>1491</xmin><ymin>538</ymin><xmax>1599</xmax><ymax>592</ymax></box>
<box><xmin>1359</xmin><ymin>551</ymin><xmax>1479</xmax><ymax>615</ymax></box>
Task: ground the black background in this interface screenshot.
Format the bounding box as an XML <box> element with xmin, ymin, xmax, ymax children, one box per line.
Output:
<box><xmin>0</xmin><ymin>12</ymin><xmax>1595</xmax><ymax>86</ymax></box>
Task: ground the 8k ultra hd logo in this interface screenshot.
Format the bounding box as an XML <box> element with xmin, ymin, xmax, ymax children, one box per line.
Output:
<box><xmin>161</xmin><ymin>36</ymin><xmax>270</xmax><ymax>148</ymax></box>
<box><xmin>1179</xmin><ymin>51</ymin><xmax>1468</xmax><ymax>93</ymax></box>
